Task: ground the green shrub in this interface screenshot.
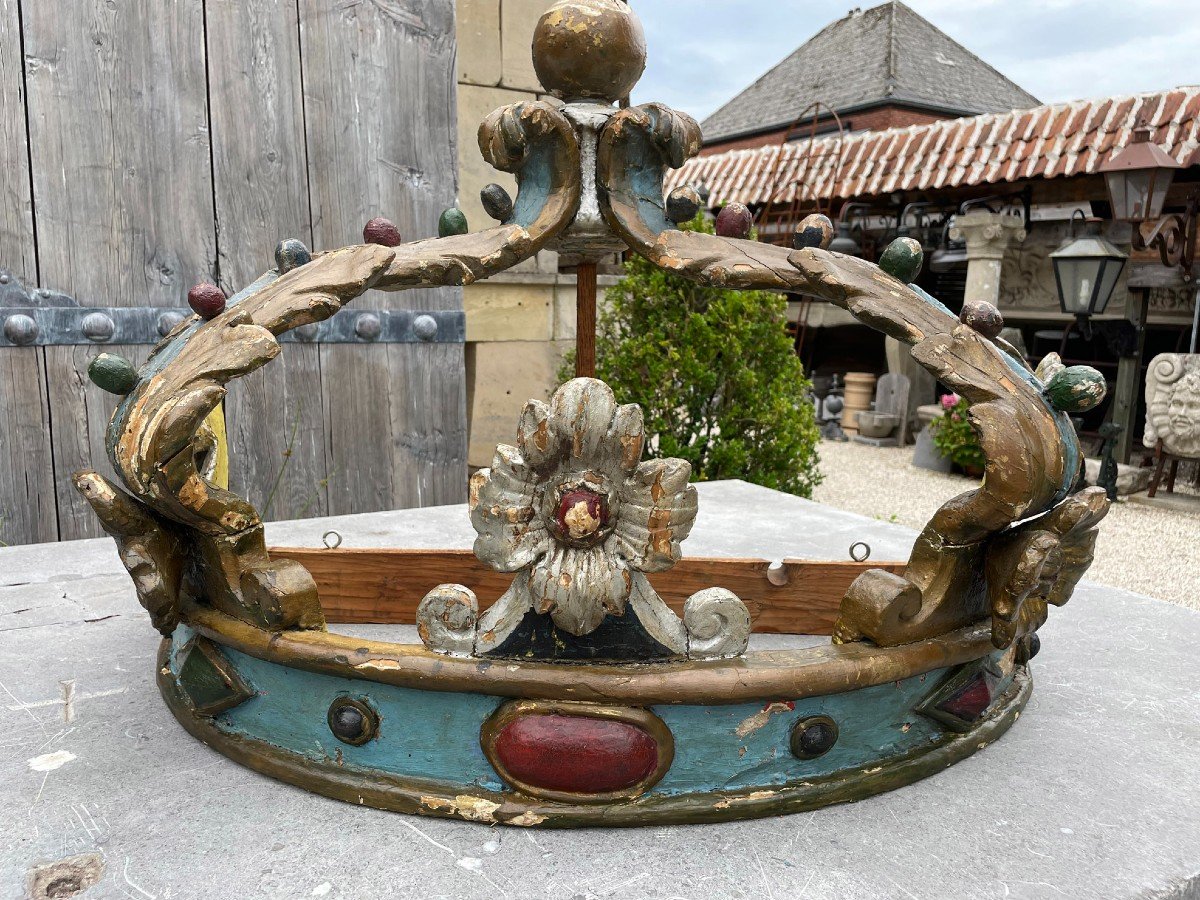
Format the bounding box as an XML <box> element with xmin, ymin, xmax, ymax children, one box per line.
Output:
<box><xmin>561</xmin><ymin>213</ymin><xmax>822</xmax><ymax>497</ymax></box>
<box><xmin>928</xmin><ymin>394</ymin><xmax>986</xmax><ymax>471</ymax></box>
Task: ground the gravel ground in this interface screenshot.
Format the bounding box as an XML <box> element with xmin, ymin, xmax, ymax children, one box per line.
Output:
<box><xmin>812</xmin><ymin>439</ymin><xmax>1200</xmax><ymax>611</ymax></box>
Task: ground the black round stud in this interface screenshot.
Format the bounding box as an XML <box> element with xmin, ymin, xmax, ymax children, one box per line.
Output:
<box><xmin>790</xmin><ymin>715</ymin><xmax>839</xmax><ymax>760</ymax></box>
<box><xmin>480</xmin><ymin>183</ymin><xmax>515</xmax><ymax>223</ymax></box>
<box><xmin>327</xmin><ymin>697</ymin><xmax>379</xmax><ymax>746</ymax></box>
<box><xmin>275</xmin><ymin>238</ymin><xmax>313</xmax><ymax>273</ymax></box>
<box><xmin>1027</xmin><ymin>632</ymin><xmax>1041</xmax><ymax>660</ymax></box>
<box><xmin>792</xmin><ymin>213</ymin><xmax>835</xmax><ymax>250</ymax></box>
<box><xmin>665</xmin><ymin>186</ymin><xmax>702</xmax><ymax>226</ymax></box>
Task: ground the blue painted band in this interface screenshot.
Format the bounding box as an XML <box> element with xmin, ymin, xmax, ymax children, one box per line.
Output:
<box><xmin>165</xmin><ymin>625</ymin><xmax>1023</xmax><ymax>822</ymax></box>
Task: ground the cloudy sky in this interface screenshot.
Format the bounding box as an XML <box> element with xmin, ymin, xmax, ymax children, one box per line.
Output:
<box><xmin>629</xmin><ymin>0</ymin><xmax>1200</xmax><ymax>123</ymax></box>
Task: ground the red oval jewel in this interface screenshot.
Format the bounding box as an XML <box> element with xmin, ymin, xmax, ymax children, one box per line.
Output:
<box><xmin>556</xmin><ymin>489</ymin><xmax>608</xmax><ymax>540</ymax></box>
<box><xmin>493</xmin><ymin>713</ymin><xmax>658</xmax><ymax>795</ymax></box>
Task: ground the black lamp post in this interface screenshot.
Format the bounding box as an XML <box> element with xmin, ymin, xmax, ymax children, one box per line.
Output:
<box><xmin>1050</xmin><ymin>213</ymin><xmax>1127</xmax><ymax>340</ymax></box>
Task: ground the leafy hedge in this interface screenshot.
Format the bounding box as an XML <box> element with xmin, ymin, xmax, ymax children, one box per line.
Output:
<box><xmin>562</xmin><ymin>214</ymin><xmax>822</xmax><ymax>497</ymax></box>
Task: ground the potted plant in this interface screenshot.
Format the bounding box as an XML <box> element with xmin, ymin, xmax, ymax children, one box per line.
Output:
<box><xmin>928</xmin><ymin>393</ymin><xmax>986</xmax><ymax>477</ymax></box>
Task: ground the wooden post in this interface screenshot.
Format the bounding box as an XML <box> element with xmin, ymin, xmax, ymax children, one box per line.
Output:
<box><xmin>576</xmin><ymin>262</ymin><xmax>598</xmax><ymax>378</ymax></box>
<box><xmin>1113</xmin><ymin>287</ymin><xmax>1149</xmax><ymax>464</ymax></box>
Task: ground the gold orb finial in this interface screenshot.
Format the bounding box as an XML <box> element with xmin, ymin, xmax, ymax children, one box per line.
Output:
<box><xmin>531</xmin><ymin>0</ymin><xmax>647</xmax><ymax>104</ymax></box>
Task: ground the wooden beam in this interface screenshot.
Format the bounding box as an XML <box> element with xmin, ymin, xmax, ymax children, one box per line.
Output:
<box><xmin>268</xmin><ymin>547</ymin><xmax>904</xmax><ymax>635</ymax></box>
<box><xmin>1113</xmin><ymin>287</ymin><xmax>1149</xmax><ymax>464</ymax></box>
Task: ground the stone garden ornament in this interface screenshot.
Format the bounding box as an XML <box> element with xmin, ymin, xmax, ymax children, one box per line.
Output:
<box><xmin>76</xmin><ymin>0</ymin><xmax>1110</xmax><ymax>827</ymax></box>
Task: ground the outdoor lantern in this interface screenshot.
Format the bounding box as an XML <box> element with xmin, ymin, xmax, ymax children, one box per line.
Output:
<box><xmin>828</xmin><ymin>219</ymin><xmax>861</xmax><ymax>256</ymax></box>
<box><xmin>929</xmin><ymin>220</ymin><xmax>967</xmax><ymax>272</ymax></box>
<box><xmin>829</xmin><ymin>202</ymin><xmax>868</xmax><ymax>256</ymax></box>
<box><xmin>1050</xmin><ymin>217</ymin><xmax>1127</xmax><ymax>330</ymax></box>
<box><xmin>929</xmin><ymin>240</ymin><xmax>967</xmax><ymax>272</ymax></box>
<box><xmin>1099</xmin><ymin>126</ymin><xmax>1181</xmax><ymax>223</ymax></box>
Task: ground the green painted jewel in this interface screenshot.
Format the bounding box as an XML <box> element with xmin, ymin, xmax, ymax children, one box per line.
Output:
<box><xmin>878</xmin><ymin>237</ymin><xmax>924</xmax><ymax>284</ymax></box>
<box><xmin>1044</xmin><ymin>365</ymin><xmax>1107</xmax><ymax>413</ymax></box>
<box><xmin>177</xmin><ymin>638</ymin><xmax>255</xmax><ymax>717</ymax></box>
<box><xmin>88</xmin><ymin>352</ymin><xmax>139</xmax><ymax>395</ymax></box>
<box><xmin>438</xmin><ymin>207</ymin><xmax>469</xmax><ymax>237</ymax></box>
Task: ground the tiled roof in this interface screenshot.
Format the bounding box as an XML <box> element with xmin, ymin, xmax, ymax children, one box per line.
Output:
<box><xmin>671</xmin><ymin>88</ymin><xmax>1200</xmax><ymax>206</ymax></box>
<box><xmin>701</xmin><ymin>1</ymin><xmax>1040</xmax><ymax>144</ymax></box>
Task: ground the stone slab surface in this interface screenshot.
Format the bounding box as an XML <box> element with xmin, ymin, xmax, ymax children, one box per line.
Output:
<box><xmin>1</xmin><ymin>481</ymin><xmax>1198</xmax><ymax>900</ymax></box>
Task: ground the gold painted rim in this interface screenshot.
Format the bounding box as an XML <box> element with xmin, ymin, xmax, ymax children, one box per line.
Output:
<box><xmin>157</xmin><ymin>641</ymin><xmax>1032</xmax><ymax>827</ymax></box>
<box><xmin>479</xmin><ymin>700</ymin><xmax>675</xmax><ymax>804</ymax></box>
<box><xmin>186</xmin><ymin>603</ymin><xmax>996</xmax><ymax>706</ymax></box>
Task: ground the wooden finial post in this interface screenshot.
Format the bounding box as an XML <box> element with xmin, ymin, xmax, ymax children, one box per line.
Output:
<box><xmin>575</xmin><ymin>261</ymin><xmax>598</xmax><ymax>377</ymax></box>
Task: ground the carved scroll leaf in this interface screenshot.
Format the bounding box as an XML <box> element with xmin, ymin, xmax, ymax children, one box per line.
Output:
<box><xmin>83</xmin><ymin>98</ymin><xmax>587</xmax><ymax>635</ymax></box>
<box><xmin>684</xmin><ymin>588</ymin><xmax>752</xmax><ymax>660</ymax></box>
<box><xmin>417</xmin><ymin>584</ymin><xmax>479</xmax><ymax>657</ymax></box>
<box><xmin>74</xmin><ymin>471</ymin><xmax>184</xmax><ymax>636</ymax></box>
<box><xmin>597</xmin><ymin>102</ymin><xmax>1093</xmax><ymax>648</ymax></box>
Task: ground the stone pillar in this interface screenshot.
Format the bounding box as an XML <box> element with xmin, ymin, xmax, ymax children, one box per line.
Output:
<box><xmin>950</xmin><ymin>211</ymin><xmax>1026</xmax><ymax>308</ymax></box>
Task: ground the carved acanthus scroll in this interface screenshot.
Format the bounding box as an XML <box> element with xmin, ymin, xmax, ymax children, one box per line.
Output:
<box><xmin>76</xmin><ymin>100</ymin><xmax>584</xmax><ymax>633</ymax></box>
<box><xmin>596</xmin><ymin>102</ymin><xmax>1108</xmax><ymax>650</ymax></box>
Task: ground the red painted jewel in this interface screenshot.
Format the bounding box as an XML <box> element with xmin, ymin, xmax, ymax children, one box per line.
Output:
<box><xmin>556</xmin><ymin>489</ymin><xmax>608</xmax><ymax>541</ymax></box>
<box><xmin>187</xmin><ymin>283</ymin><xmax>227</xmax><ymax>320</ymax></box>
<box><xmin>493</xmin><ymin>713</ymin><xmax>658</xmax><ymax>795</ymax></box>
<box><xmin>715</xmin><ymin>202</ymin><xmax>753</xmax><ymax>239</ymax></box>
<box><xmin>937</xmin><ymin>672</ymin><xmax>993</xmax><ymax>723</ymax></box>
<box><xmin>363</xmin><ymin>216</ymin><xmax>403</xmax><ymax>247</ymax></box>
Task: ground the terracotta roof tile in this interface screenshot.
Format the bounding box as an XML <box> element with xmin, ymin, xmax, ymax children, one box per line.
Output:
<box><xmin>670</xmin><ymin>88</ymin><xmax>1200</xmax><ymax>206</ymax></box>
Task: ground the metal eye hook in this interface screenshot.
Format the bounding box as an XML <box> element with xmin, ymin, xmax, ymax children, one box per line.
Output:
<box><xmin>849</xmin><ymin>541</ymin><xmax>871</xmax><ymax>562</ymax></box>
<box><xmin>322</xmin><ymin>530</ymin><xmax>343</xmax><ymax>550</ymax></box>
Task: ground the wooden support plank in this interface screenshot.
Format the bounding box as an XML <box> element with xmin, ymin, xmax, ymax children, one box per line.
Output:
<box><xmin>23</xmin><ymin>0</ymin><xmax>217</xmax><ymax>539</ymax></box>
<box><xmin>1114</xmin><ymin>287</ymin><xmax>1150</xmax><ymax>464</ymax></box>
<box><xmin>269</xmin><ymin>547</ymin><xmax>905</xmax><ymax>635</ymax></box>
<box><xmin>204</xmin><ymin>0</ymin><xmax>329</xmax><ymax>521</ymax></box>
<box><xmin>0</xmin><ymin>0</ymin><xmax>55</xmax><ymax>545</ymax></box>
<box><xmin>298</xmin><ymin>0</ymin><xmax>468</xmax><ymax>514</ymax></box>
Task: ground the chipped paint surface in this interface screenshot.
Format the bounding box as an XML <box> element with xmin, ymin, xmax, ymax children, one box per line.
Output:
<box><xmin>734</xmin><ymin>701</ymin><xmax>795</xmax><ymax>738</ymax></box>
<box><xmin>509</xmin><ymin>810</ymin><xmax>548</xmax><ymax>826</ymax></box>
<box><xmin>168</xmin><ymin>627</ymin><xmax>1017</xmax><ymax>810</ymax></box>
<box><xmin>421</xmin><ymin>795</ymin><xmax>502</xmax><ymax>823</ymax></box>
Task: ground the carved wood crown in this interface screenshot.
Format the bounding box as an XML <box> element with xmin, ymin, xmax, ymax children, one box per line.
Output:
<box><xmin>76</xmin><ymin>0</ymin><xmax>1108</xmax><ymax>666</ymax></box>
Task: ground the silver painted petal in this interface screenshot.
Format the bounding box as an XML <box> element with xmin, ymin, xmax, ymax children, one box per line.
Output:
<box><xmin>470</xmin><ymin>444</ymin><xmax>551</xmax><ymax>572</ymax></box>
<box><xmin>516</xmin><ymin>399</ymin><xmax>560</xmax><ymax>474</ymax></box>
<box><xmin>527</xmin><ymin>543</ymin><xmax>633</xmax><ymax>636</ymax></box>
<box><xmin>612</xmin><ymin>457</ymin><xmax>697</xmax><ymax>572</ymax></box>
<box><xmin>610</xmin><ymin>402</ymin><xmax>645</xmax><ymax>474</ymax></box>
<box><xmin>550</xmin><ymin>378</ymin><xmax>619</xmax><ymax>466</ymax></box>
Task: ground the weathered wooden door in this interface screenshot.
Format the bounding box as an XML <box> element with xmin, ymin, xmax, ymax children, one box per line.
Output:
<box><xmin>0</xmin><ymin>0</ymin><xmax>466</xmax><ymax>546</ymax></box>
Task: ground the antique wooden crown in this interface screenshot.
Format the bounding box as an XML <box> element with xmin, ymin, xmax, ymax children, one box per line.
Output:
<box><xmin>77</xmin><ymin>0</ymin><xmax>1110</xmax><ymax>828</ymax></box>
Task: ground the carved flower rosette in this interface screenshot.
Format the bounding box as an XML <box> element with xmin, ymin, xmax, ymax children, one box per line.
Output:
<box><xmin>418</xmin><ymin>377</ymin><xmax>751</xmax><ymax>660</ymax></box>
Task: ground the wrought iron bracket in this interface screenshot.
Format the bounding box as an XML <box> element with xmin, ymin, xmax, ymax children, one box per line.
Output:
<box><xmin>0</xmin><ymin>272</ymin><xmax>464</xmax><ymax>347</ymax></box>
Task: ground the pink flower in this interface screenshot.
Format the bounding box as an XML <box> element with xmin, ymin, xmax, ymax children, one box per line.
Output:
<box><xmin>940</xmin><ymin>393</ymin><xmax>961</xmax><ymax>410</ymax></box>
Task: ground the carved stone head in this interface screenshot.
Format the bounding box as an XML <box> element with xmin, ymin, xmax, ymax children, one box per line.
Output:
<box><xmin>1144</xmin><ymin>353</ymin><xmax>1200</xmax><ymax>457</ymax></box>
